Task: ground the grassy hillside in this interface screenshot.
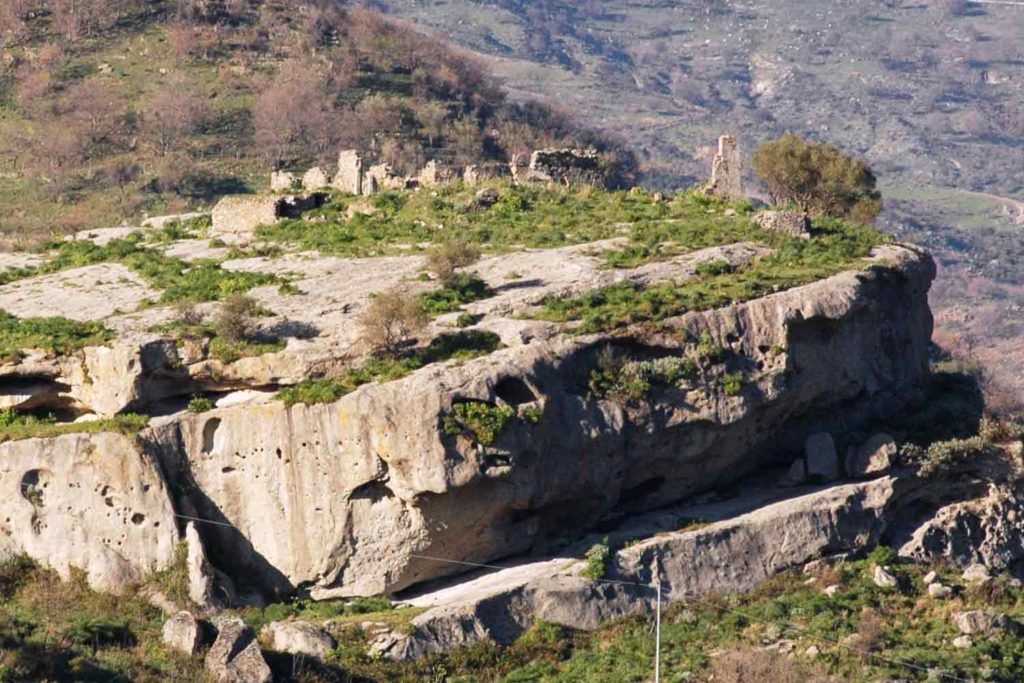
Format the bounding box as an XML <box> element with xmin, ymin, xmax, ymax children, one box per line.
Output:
<box><xmin>0</xmin><ymin>0</ymin><xmax>628</xmax><ymax>245</ymax></box>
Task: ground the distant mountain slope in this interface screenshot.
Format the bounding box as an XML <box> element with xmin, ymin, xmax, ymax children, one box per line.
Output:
<box><xmin>379</xmin><ymin>0</ymin><xmax>1024</xmax><ymax>282</ymax></box>
<box><xmin>0</xmin><ymin>0</ymin><xmax>627</xmax><ymax>241</ymax></box>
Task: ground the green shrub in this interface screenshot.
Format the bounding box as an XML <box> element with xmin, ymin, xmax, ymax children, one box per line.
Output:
<box><xmin>0</xmin><ymin>555</ymin><xmax>35</xmax><ymax>600</ymax></box>
<box><xmin>753</xmin><ymin>134</ymin><xmax>882</xmax><ymax>221</ymax></box>
<box><xmin>277</xmin><ymin>331</ymin><xmax>502</xmax><ymax>406</ymax></box>
<box><xmin>361</xmin><ymin>287</ymin><xmax>430</xmax><ymax>355</ymax></box>
<box><xmin>456</xmin><ymin>312</ymin><xmax>480</xmax><ymax>328</ymax></box>
<box><xmin>695</xmin><ymin>259</ymin><xmax>734</xmax><ymax>278</ymax></box>
<box><xmin>187</xmin><ymin>397</ymin><xmax>216</xmax><ymax>414</ymax></box>
<box><xmin>521</xmin><ymin>406</ymin><xmax>543</xmax><ymax>424</ymax></box>
<box><xmin>582</xmin><ymin>538</ymin><xmax>611</xmax><ymax>580</ymax></box>
<box><xmin>0</xmin><ymin>411</ymin><xmax>148</xmax><ymax>444</ymax></box>
<box><xmin>867</xmin><ymin>545</ymin><xmax>899</xmax><ymax>567</ymax></box>
<box><xmin>919</xmin><ymin>435</ymin><xmax>996</xmax><ymax>477</ymax></box>
<box><xmin>444</xmin><ymin>401</ymin><xmax>516</xmax><ymax>446</ymax></box>
<box><xmin>151</xmin><ymin>541</ymin><xmax>190</xmax><ymax>607</ymax></box>
<box><xmin>425</xmin><ymin>240</ymin><xmax>482</xmax><ymax>287</ymax></box>
<box><xmin>0</xmin><ymin>310</ymin><xmax>112</xmax><ymax>362</ymax></box>
<box><xmin>696</xmin><ymin>334</ymin><xmax>727</xmax><ymax>365</ymax></box>
<box><xmin>720</xmin><ymin>373</ymin><xmax>745</xmax><ymax>396</ymax></box>
<box><xmin>419</xmin><ymin>273</ymin><xmax>493</xmax><ymax>315</ymax></box>
<box><xmin>588</xmin><ymin>347</ymin><xmax>698</xmax><ymax>401</ymax></box>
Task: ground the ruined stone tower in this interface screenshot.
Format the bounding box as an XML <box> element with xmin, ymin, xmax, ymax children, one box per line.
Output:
<box><xmin>706</xmin><ymin>135</ymin><xmax>744</xmax><ymax>201</ymax></box>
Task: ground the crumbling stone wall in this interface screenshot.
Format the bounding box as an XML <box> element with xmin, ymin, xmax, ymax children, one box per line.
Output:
<box><xmin>211</xmin><ymin>194</ymin><xmax>328</xmax><ymax>234</ymax></box>
<box><xmin>333</xmin><ymin>150</ymin><xmax>364</xmax><ymax>195</ymax></box>
<box><xmin>417</xmin><ymin>161</ymin><xmax>453</xmax><ymax>187</ymax></box>
<box><xmin>302</xmin><ymin>167</ymin><xmax>332</xmax><ymax>191</ymax></box>
<box><xmin>270</xmin><ymin>171</ymin><xmax>297</xmax><ymax>192</ymax></box>
<box><xmin>754</xmin><ymin>210</ymin><xmax>811</xmax><ymax>239</ymax></box>
<box><xmin>527</xmin><ymin>148</ymin><xmax>603</xmax><ymax>186</ymax></box>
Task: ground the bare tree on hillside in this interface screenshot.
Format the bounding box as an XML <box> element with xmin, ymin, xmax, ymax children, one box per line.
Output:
<box><xmin>140</xmin><ymin>76</ymin><xmax>210</xmax><ymax>156</ymax></box>
<box><xmin>253</xmin><ymin>59</ymin><xmax>334</xmax><ymax>168</ymax></box>
<box><xmin>64</xmin><ymin>80</ymin><xmax>127</xmax><ymax>149</ymax></box>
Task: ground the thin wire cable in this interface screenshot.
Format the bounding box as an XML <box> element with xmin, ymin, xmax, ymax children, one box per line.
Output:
<box><xmin>173</xmin><ymin>512</ymin><xmax>237</xmax><ymax>528</ymax></box>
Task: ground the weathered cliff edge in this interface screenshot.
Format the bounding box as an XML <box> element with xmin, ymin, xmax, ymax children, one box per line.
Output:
<box><xmin>0</xmin><ymin>245</ymin><xmax>935</xmax><ymax>602</ymax></box>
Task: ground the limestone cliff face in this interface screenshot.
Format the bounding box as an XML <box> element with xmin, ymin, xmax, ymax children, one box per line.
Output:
<box><xmin>0</xmin><ymin>245</ymin><xmax>935</xmax><ymax>599</ymax></box>
<box><xmin>137</xmin><ymin>245</ymin><xmax>934</xmax><ymax>598</ymax></box>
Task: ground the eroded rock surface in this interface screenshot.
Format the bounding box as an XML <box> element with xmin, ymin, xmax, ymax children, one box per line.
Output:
<box><xmin>0</xmin><ymin>432</ymin><xmax>178</xmax><ymax>593</ymax></box>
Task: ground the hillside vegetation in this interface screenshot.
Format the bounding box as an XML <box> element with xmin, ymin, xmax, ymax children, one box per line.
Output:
<box><xmin>0</xmin><ymin>0</ymin><xmax>627</xmax><ymax>243</ymax></box>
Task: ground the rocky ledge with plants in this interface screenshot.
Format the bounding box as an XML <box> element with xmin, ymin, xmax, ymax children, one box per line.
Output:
<box><xmin>3</xmin><ymin>179</ymin><xmax>1011</xmax><ymax>681</ymax></box>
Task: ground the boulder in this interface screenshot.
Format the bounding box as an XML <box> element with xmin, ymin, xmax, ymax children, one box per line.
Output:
<box><xmin>952</xmin><ymin>635</ymin><xmax>973</xmax><ymax>649</ymax></box>
<box><xmin>953</xmin><ymin>610</ymin><xmax>1022</xmax><ymax>637</ymax></box>
<box><xmin>162</xmin><ymin>611</ymin><xmax>204</xmax><ymax>656</ymax></box>
<box><xmin>923</xmin><ymin>570</ymin><xmax>938</xmax><ymax>585</ymax></box>
<box><xmin>261</xmin><ymin>621</ymin><xmax>335</xmax><ymax>659</ymax></box>
<box><xmin>900</xmin><ymin>486</ymin><xmax>1024</xmax><ymax>575</ymax></box>
<box><xmin>805</xmin><ymin>433</ymin><xmax>840</xmax><ymax>482</ymax></box>
<box><xmin>927</xmin><ymin>583</ymin><xmax>952</xmax><ymax>599</ymax></box>
<box><xmin>205</xmin><ymin>617</ymin><xmax>271</xmax><ymax>683</ymax></box>
<box><xmin>962</xmin><ymin>564</ymin><xmax>992</xmax><ymax>584</ymax></box>
<box><xmin>872</xmin><ymin>565</ymin><xmax>898</xmax><ymax>588</ymax></box>
<box><xmin>845</xmin><ymin>433</ymin><xmax>896</xmax><ymax>478</ymax></box>
<box><xmin>472</xmin><ymin>187</ymin><xmax>500</xmax><ymax>209</ymax></box>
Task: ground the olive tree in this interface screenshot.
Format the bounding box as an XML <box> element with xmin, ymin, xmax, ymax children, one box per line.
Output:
<box><xmin>752</xmin><ymin>134</ymin><xmax>882</xmax><ymax>223</ymax></box>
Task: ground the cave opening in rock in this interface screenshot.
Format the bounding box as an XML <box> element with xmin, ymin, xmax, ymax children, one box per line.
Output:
<box><xmin>494</xmin><ymin>376</ymin><xmax>538</xmax><ymax>406</ymax></box>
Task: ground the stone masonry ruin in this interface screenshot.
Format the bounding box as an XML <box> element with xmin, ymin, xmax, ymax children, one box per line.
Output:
<box><xmin>705</xmin><ymin>135</ymin><xmax>745</xmax><ymax>201</ymax></box>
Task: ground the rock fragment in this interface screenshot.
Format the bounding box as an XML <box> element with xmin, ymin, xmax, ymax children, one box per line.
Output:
<box><xmin>872</xmin><ymin>565</ymin><xmax>898</xmax><ymax>588</ymax></box>
<box><xmin>845</xmin><ymin>433</ymin><xmax>896</xmax><ymax>478</ymax></box>
<box><xmin>205</xmin><ymin>617</ymin><xmax>271</xmax><ymax>683</ymax></box>
<box><xmin>162</xmin><ymin>611</ymin><xmax>204</xmax><ymax>656</ymax></box>
<box><xmin>261</xmin><ymin>621</ymin><xmax>335</xmax><ymax>659</ymax></box>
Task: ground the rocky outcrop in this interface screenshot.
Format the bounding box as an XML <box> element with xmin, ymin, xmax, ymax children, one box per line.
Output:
<box><xmin>900</xmin><ymin>483</ymin><xmax>1024</xmax><ymax>573</ymax></box>
<box><xmin>0</xmin><ymin>432</ymin><xmax>178</xmax><ymax>594</ymax></box>
<box><xmin>0</xmin><ymin>245</ymin><xmax>936</xmax><ymax>603</ymax></box>
<box><xmin>379</xmin><ymin>476</ymin><xmax>903</xmax><ymax>660</ymax></box>
<box><xmin>138</xmin><ymin>246</ymin><xmax>935</xmax><ymax>600</ymax></box>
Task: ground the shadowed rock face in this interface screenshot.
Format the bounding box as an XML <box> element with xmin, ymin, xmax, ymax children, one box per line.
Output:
<box><xmin>134</xmin><ymin>245</ymin><xmax>935</xmax><ymax>599</ymax></box>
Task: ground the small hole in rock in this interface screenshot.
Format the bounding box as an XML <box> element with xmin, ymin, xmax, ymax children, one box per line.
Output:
<box><xmin>131</xmin><ymin>513</ymin><xmax>145</xmax><ymax>525</ymax></box>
